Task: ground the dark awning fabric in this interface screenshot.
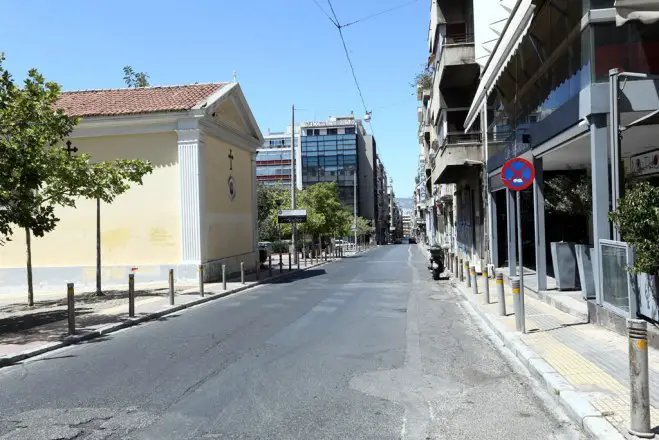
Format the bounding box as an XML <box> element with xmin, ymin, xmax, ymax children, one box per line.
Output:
<box><xmin>616</xmin><ymin>0</ymin><xmax>659</xmax><ymax>26</ymax></box>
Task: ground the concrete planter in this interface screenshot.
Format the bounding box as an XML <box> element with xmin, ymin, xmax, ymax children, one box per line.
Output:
<box><xmin>575</xmin><ymin>245</ymin><xmax>596</xmax><ymax>299</ymax></box>
<box><xmin>634</xmin><ymin>272</ymin><xmax>659</xmax><ymax>322</ymax></box>
<box><xmin>550</xmin><ymin>242</ymin><xmax>580</xmax><ymax>291</ymax></box>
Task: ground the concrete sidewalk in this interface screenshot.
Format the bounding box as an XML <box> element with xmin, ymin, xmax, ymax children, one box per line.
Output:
<box><xmin>420</xmin><ymin>245</ymin><xmax>659</xmax><ymax>439</ymax></box>
<box><xmin>0</xmin><ymin>249</ymin><xmax>371</xmax><ymax>367</ymax></box>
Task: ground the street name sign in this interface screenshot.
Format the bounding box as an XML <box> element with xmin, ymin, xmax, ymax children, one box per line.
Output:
<box><xmin>278</xmin><ymin>209</ymin><xmax>307</xmax><ymax>224</ymax></box>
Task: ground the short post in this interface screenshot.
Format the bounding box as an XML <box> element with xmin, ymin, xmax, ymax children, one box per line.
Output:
<box><xmin>496</xmin><ymin>272</ymin><xmax>506</xmax><ymax>316</ymax></box>
<box><xmin>512</xmin><ymin>278</ymin><xmax>522</xmax><ymax>331</ymax></box>
<box><xmin>470</xmin><ymin>266</ymin><xmax>477</xmax><ymax>294</ymax></box>
<box><xmin>482</xmin><ymin>266</ymin><xmax>490</xmax><ymax>304</ymax></box>
<box><xmin>128</xmin><ymin>273</ymin><xmax>135</xmax><ymax>317</ymax></box>
<box><xmin>288</xmin><ymin>252</ymin><xmax>292</xmax><ymax>272</ymax></box>
<box><xmin>67</xmin><ymin>282</ymin><xmax>75</xmax><ymax>335</ymax></box>
<box><xmin>458</xmin><ymin>259</ymin><xmax>463</xmax><ymax>281</ymax></box>
<box><xmin>279</xmin><ymin>252</ymin><xmax>283</xmax><ymax>273</ymax></box>
<box><xmin>222</xmin><ymin>264</ymin><xmax>227</xmax><ymax>290</ymax></box>
<box><xmin>268</xmin><ymin>255</ymin><xmax>273</xmax><ymax>277</ymax></box>
<box><xmin>628</xmin><ymin>319</ymin><xmax>654</xmax><ymax>438</ymax></box>
<box><xmin>324</xmin><ymin>249</ymin><xmax>327</xmax><ymax>261</ymax></box>
<box><xmin>198</xmin><ymin>264</ymin><xmax>205</xmax><ymax>297</ymax></box>
<box><xmin>303</xmin><ymin>251</ymin><xmax>307</xmax><ymax>266</ymax></box>
<box><xmin>297</xmin><ymin>253</ymin><xmax>301</xmax><ymax>269</ymax></box>
<box><xmin>169</xmin><ymin>269</ymin><xmax>175</xmax><ymax>305</ymax></box>
<box><xmin>256</xmin><ymin>258</ymin><xmax>261</xmax><ymax>280</ymax></box>
<box><xmin>466</xmin><ymin>263</ymin><xmax>472</xmax><ymax>288</ymax></box>
<box><xmin>454</xmin><ymin>255</ymin><xmax>459</xmax><ymax>276</ymax></box>
<box><xmin>240</xmin><ymin>261</ymin><xmax>245</xmax><ymax>284</ymax></box>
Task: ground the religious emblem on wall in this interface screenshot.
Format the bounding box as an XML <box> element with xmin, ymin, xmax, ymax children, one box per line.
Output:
<box><xmin>228</xmin><ymin>148</ymin><xmax>236</xmax><ymax>201</ymax></box>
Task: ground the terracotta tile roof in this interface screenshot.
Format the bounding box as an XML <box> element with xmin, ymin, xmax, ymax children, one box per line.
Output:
<box><xmin>55</xmin><ymin>83</ymin><xmax>230</xmax><ymax>118</ymax></box>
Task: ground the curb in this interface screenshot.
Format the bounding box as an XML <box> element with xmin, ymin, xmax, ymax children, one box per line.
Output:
<box><xmin>0</xmin><ymin>255</ymin><xmax>351</xmax><ymax>369</ymax></box>
<box><xmin>453</xmin><ymin>280</ymin><xmax>624</xmax><ymax>440</ymax></box>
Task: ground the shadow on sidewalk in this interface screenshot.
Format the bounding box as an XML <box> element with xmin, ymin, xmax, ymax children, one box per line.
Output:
<box><xmin>258</xmin><ymin>269</ymin><xmax>327</xmax><ymax>284</ymax></box>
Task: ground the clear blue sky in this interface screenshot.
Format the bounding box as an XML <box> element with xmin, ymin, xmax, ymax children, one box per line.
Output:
<box><xmin>1</xmin><ymin>0</ymin><xmax>427</xmax><ymax>198</ymax></box>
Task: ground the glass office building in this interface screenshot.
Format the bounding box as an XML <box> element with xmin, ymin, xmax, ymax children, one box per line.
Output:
<box><xmin>257</xmin><ymin>130</ymin><xmax>300</xmax><ymax>186</ymax></box>
<box><xmin>300</xmin><ymin>119</ymin><xmax>360</xmax><ymax>208</ymax></box>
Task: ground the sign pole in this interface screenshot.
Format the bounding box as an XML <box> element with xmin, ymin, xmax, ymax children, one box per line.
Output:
<box><xmin>502</xmin><ymin>157</ymin><xmax>534</xmax><ymax>335</ymax></box>
<box><xmin>516</xmin><ymin>190</ymin><xmax>526</xmax><ymax>334</ymax></box>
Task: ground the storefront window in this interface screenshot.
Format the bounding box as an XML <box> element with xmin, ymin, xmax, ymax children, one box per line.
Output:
<box><xmin>591</xmin><ymin>22</ymin><xmax>659</xmax><ymax>82</ymax></box>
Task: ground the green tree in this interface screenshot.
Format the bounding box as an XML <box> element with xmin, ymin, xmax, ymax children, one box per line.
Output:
<box><xmin>123</xmin><ymin>66</ymin><xmax>150</xmax><ymax>88</ymax></box>
<box><xmin>609</xmin><ymin>181</ymin><xmax>659</xmax><ymax>274</ymax></box>
<box><xmin>0</xmin><ymin>55</ymin><xmax>153</xmax><ymax>304</ymax></box>
<box><xmin>257</xmin><ymin>183</ymin><xmax>291</xmax><ymax>241</ymax></box>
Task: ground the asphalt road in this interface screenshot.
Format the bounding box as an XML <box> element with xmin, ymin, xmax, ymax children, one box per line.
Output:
<box><xmin>0</xmin><ymin>245</ymin><xmax>582</xmax><ymax>440</ymax></box>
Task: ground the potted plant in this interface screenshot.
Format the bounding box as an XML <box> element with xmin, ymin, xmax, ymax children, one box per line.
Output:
<box><xmin>545</xmin><ymin>173</ymin><xmax>593</xmax><ymax>292</ymax></box>
<box><xmin>609</xmin><ymin>182</ymin><xmax>659</xmax><ymax>321</ymax></box>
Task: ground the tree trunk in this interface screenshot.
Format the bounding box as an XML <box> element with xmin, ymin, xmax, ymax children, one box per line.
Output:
<box><xmin>25</xmin><ymin>228</ymin><xmax>34</xmax><ymax>307</ymax></box>
<box><xmin>95</xmin><ymin>198</ymin><xmax>103</xmax><ymax>296</ymax></box>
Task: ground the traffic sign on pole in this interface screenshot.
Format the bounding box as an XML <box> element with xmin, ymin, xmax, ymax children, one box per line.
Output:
<box><xmin>501</xmin><ymin>157</ymin><xmax>535</xmax><ymax>334</ymax></box>
<box><xmin>501</xmin><ymin>158</ymin><xmax>535</xmax><ymax>191</ymax></box>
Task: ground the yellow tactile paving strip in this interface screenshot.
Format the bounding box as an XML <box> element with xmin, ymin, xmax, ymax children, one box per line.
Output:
<box><xmin>466</xmin><ymin>275</ymin><xmax>659</xmax><ymax>433</ymax></box>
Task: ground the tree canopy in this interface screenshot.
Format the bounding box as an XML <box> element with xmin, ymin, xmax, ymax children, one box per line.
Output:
<box><xmin>123</xmin><ymin>66</ymin><xmax>150</xmax><ymax>88</ymax></box>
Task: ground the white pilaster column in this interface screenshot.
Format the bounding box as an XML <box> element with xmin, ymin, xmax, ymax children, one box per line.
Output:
<box><xmin>533</xmin><ymin>157</ymin><xmax>547</xmax><ymax>290</ymax></box>
<box><xmin>251</xmin><ymin>151</ymin><xmax>258</xmax><ymax>253</ymax></box>
<box><xmin>177</xmin><ymin>129</ymin><xmax>204</xmax><ymax>263</ymax></box>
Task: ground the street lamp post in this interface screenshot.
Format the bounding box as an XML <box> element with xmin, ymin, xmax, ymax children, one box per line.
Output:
<box><xmin>353</xmin><ymin>167</ymin><xmax>358</xmax><ymax>250</ymax></box>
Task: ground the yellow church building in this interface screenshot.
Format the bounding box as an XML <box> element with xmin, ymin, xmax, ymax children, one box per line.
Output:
<box><xmin>0</xmin><ymin>82</ymin><xmax>263</xmax><ymax>292</ymax></box>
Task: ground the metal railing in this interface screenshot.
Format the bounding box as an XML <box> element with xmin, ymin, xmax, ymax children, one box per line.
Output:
<box><xmin>443</xmin><ymin>33</ymin><xmax>475</xmax><ymax>46</ymax></box>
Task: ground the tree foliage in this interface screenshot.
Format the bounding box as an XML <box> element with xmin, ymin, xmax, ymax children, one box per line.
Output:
<box><xmin>412</xmin><ymin>64</ymin><xmax>434</xmax><ymax>90</ymax></box>
<box><xmin>257</xmin><ymin>183</ymin><xmax>290</xmax><ymax>241</ymax></box>
<box><xmin>609</xmin><ymin>181</ymin><xmax>659</xmax><ymax>274</ymax></box>
<box><xmin>123</xmin><ymin>66</ymin><xmax>150</xmax><ymax>88</ymax></box>
<box><xmin>544</xmin><ymin>174</ymin><xmax>592</xmax><ymax>215</ymax></box>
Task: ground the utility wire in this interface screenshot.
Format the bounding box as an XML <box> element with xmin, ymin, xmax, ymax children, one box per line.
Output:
<box><xmin>326</xmin><ymin>0</ymin><xmax>369</xmax><ymax>116</ymax></box>
<box><xmin>310</xmin><ymin>0</ymin><xmax>338</xmax><ymax>26</ymax></box>
<box><xmin>341</xmin><ymin>0</ymin><xmax>420</xmax><ymax>29</ymax></box>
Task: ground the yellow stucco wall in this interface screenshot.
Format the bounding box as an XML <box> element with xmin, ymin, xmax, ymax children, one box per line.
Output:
<box><xmin>0</xmin><ymin>132</ymin><xmax>181</xmax><ymax>269</ymax></box>
<box><xmin>203</xmin><ymin>134</ymin><xmax>255</xmax><ymax>261</ymax></box>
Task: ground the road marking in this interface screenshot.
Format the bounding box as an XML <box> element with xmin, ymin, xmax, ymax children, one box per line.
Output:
<box><xmin>322</xmin><ymin>298</ymin><xmax>345</xmax><ymax>305</ymax></box>
<box><xmin>263</xmin><ymin>303</ymin><xmax>286</xmax><ymax>309</ymax></box>
<box><xmin>311</xmin><ymin>305</ymin><xmax>336</xmax><ymax>313</ymax></box>
<box><xmin>334</xmin><ymin>291</ymin><xmax>355</xmax><ymax>297</ymax></box>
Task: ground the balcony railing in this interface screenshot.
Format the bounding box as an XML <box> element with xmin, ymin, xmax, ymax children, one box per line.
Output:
<box><xmin>442</xmin><ymin>33</ymin><xmax>475</xmax><ymax>46</ymax></box>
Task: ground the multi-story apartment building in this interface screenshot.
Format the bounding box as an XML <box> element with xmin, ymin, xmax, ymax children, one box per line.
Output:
<box><xmin>402</xmin><ymin>209</ymin><xmax>413</xmax><ymax>237</ymax></box>
<box><xmin>257</xmin><ymin>127</ymin><xmax>302</xmax><ymax>189</ymax></box>
<box><xmin>464</xmin><ymin>0</ymin><xmax>659</xmax><ymax>326</ymax></box>
<box><xmin>417</xmin><ymin>0</ymin><xmax>495</xmax><ymax>271</ymax></box>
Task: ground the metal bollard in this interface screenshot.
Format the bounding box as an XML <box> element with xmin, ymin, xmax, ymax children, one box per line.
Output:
<box><xmin>628</xmin><ymin>319</ymin><xmax>653</xmax><ymax>438</ymax></box>
<box><xmin>279</xmin><ymin>252</ymin><xmax>283</xmax><ymax>273</ymax></box>
<box><xmin>466</xmin><ymin>264</ymin><xmax>472</xmax><ymax>287</ymax></box>
<box><xmin>240</xmin><ymin>261</ymin><xmax>245</xmax><ymax>284</ymax></box>
<box><xmin>470</xmin><ymin>266</ymin><xmax>477</xmax><ymax>294</ymax></box>
<box><xmin>199</xmin><ymin>264</ymin><xmax>205</xmax><ymax>297</ymax></box>
<box><xmin>169</xmin><ymin>269</ymin><xmax>175</xmax><ymax>305</ymax></box>
<box><xmin>222</xmin><ymin>264</ymin><xmax>227</xmax><ymax>290</ymax></box>
<box><xmin>297</xmin><ymin>253</ymin><xmax>301</xmax><ymax>269</ymax></box>
<box><xmin>454</xmin><ymin>255</ymin><xmax>459</xmax><ymax>276</ymax></box>
<box><xmin>67</xmin><ymin>283</ymin><xmax>75</xmax><ymax>335</ymax></box>
<box><xmin>496</xmin><ymin>272</ymin><xmax>506</xmax><ymax>316</ymax></box>
<box><xmin>128</xmin><ymin>273</ymin><xmax>135</xmax><ymax>317</ymax></box>
<box><xmin>256</xmin><ymin>258</ymin><xmax>261</xmax><ymax>280</ymax></box>
<box><xmin>482</xmin><ymin>267</ymin><xmax>490</xmax><ymax>304</ymax></box>
<box><xmin>324</xmin><ymin>249</ymin><xmax>327</xmax><ymax>261</ymax></box>
<box><xmin>458</xmin><ymin>259</ymin><xmax>463</xmax><ymax>281</ymax></box>
<box><xmin>268</xmin><ymin>255</ymin><xmax>272</xmax><ymax>277</ymax></box>
<box><xmin>512</xmin><ymin>278</ymin><xmax>522</xmax><ymax>331</ymax></box>
<box><xmin>288</xmin><ymin>252</ymin><xmax>292</xmax><ymax>272</ymax></box>
<box><xmin>303</xmin><ymin>251</ymin><xmax>307</xmax><ymax>266</ymax></box>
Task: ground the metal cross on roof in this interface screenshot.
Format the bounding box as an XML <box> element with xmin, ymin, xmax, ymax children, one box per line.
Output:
<box><xmin>64</xmin><ymin>140</ymin><xmax>78</xmax><ymax>157</ymax></box>
<box><xmin>228</xmin><ymin>148</ymin><xmax>234</xmax><ymax>171</ymax></box>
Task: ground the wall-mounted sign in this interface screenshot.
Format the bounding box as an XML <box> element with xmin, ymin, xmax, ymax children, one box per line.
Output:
<box><xmin>277</xmin><ymin>209</ymin><xmax>307</xmax><ymax>224</ymax></box>
<box><xmin>630</xmin><ymin>148</ymin><xmax>659</xmax><ymax>177</ymax></box>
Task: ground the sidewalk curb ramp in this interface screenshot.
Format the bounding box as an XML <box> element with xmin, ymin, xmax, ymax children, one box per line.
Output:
<box><xmin>0</xmin><ymin>247</ymin><xmax>375</xmax><ymax>369</ymax></box>
<box><xmin>417</xmin><ymin>245</ymin><xmax>624</xmax><ymax>440</ymax></box>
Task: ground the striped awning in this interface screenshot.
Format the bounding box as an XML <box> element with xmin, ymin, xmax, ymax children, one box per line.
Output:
<box><xmin>615</xmin><ymin>0</ymin><xmax>659</xmax><ymax>25</ymax></box>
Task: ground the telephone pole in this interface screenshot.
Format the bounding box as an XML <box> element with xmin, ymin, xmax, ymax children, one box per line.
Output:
<box><xmin>291</xmin><ymin>105</ymin><xmax>297</xmax><ymax>263</ymax></box>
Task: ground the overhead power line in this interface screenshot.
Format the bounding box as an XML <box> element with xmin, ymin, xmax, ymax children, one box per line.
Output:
<box><xmin>341</xmin><ymin>0</ymin><xmax>420</xmax><ymax>29</ymax></box>
<box><xmin>310</xmin><ymin>0</ymin><xmax>338</xmax><ymax>26</ymax></box>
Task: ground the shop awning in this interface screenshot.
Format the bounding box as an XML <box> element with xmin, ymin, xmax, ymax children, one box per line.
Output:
<box><xmin>464</xmin><ymin>0</ymin><xmax>536</xmax><ymax>132</ymax></box>
<box><xmin>615</xmin><ymin>0</ymin><xmax>659</xmax><ymax>26</ymax></box>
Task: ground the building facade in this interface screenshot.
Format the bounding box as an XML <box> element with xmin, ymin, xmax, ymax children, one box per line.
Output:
<box><xmin>300</xmin><ymin>115</ymin><xmax>392</xmax><ymax>243</ymax></box>
<box><xmin>257</xmin><ymin>127</ymin><xmax>302</xmax><ymax>189</ymax></box>
<box><xmin>462</xmin><ymin>0</ymin><xmax>659</xmax><ymax>325</ymax></box>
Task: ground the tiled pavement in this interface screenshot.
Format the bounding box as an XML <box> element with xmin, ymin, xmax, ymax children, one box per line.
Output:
<box><xmin>450</xmin><ymin>262</ymin><xmax>659</xmax><ymax>438</ymax></box>
<box><xmin>0</xmin><ymin>251</ymin><xmax>357</xmax><ymax>364</ymax></box>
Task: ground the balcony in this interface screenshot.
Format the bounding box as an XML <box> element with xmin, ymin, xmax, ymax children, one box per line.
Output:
<box><xmin>436</xmin><ymin>33</ymin><xmax>479</xmax><ymax>88</ymax></box>
<box><xmin>431</xmin><ymin>131</ymin><xmax>483</xmax><ymax>184</ymax></box>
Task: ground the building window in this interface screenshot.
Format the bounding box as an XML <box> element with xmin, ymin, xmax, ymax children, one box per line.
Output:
<box><xmin>327</xmin><ymin>128</ymin><xmax>338</xmax><ymax>135</ymax></box>
<box><xmin>344</xmin><ymin>127</ymin><xmax>355</xmax><ymax>134</ymax></box>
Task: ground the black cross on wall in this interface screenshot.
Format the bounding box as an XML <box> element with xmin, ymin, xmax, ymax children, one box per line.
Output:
<box><xmin>228</xmin><ymin>148</ymin><xmax>234</xmax><ymax>171</ymax></box>
<box><xmin>64</xmin><ymin>140</ymin><xmax>78</xmax><ymax>157</ymax></box>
